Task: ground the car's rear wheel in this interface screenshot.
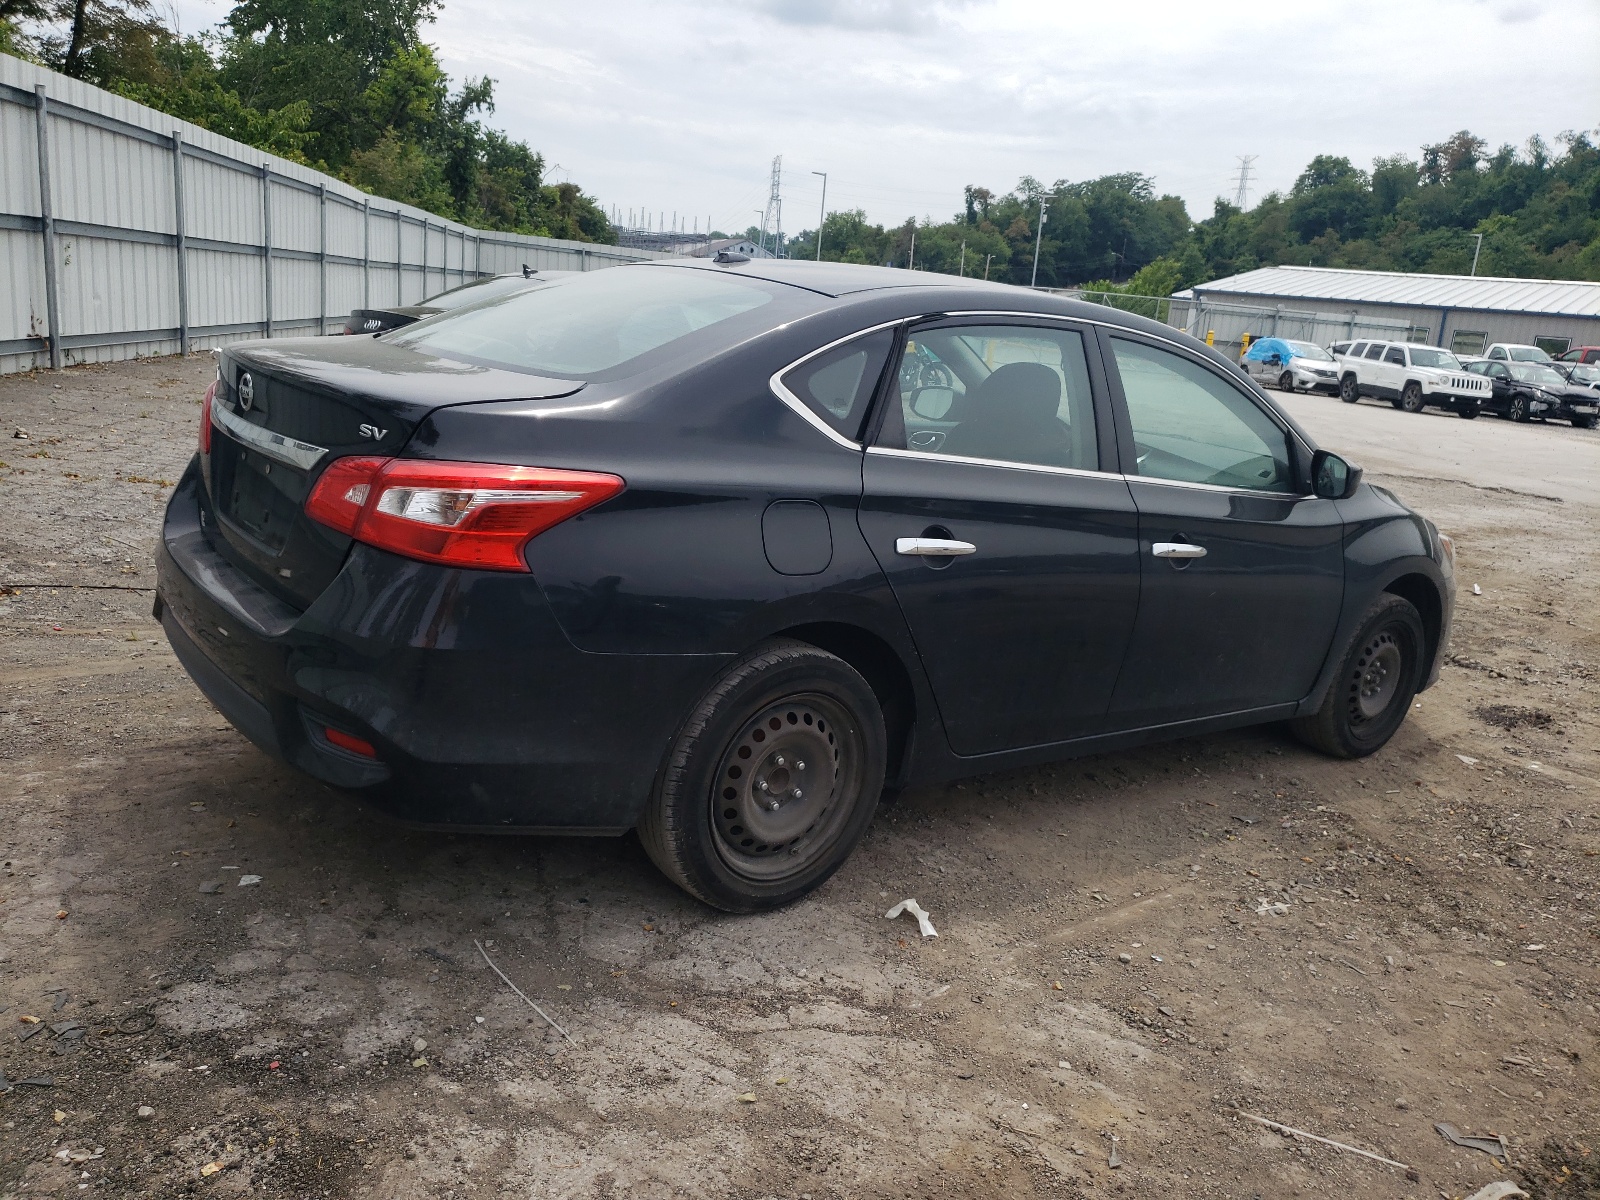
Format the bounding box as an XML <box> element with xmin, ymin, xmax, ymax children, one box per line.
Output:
<box><xmin>1399</xmin><ymin>382</ymin><xmax>1425</xmax><ymax>413</ymax></box>
<box><xmin>1291</xmin><ymin>594</ymin><xmax>1426</xmax><ymax>759</ymax></box>
<box><xmin>638</xmin><ymin>639</ymin><xmax>886</xmax><ymax>912</ymax></box>
<box><xmin>1278</xmin><ymin>370</ymin><xmax>1294</xmax><ymax>392</ymax></box>
<box><xmin>1509</xmin><ymin>395</ymin><xmax>1529</xmax><ymax>422</ymax></box>
<box><xmin>1339</xmin><ymin>374</ymin><xmax>1360</xmax><ymax>404</ymax></box>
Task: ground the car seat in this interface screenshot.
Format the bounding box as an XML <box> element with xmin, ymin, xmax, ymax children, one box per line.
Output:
<box><xmin>941</xmin><ymin>362</ymin><xmax>1072</xmax><ymax>467</ymax></box>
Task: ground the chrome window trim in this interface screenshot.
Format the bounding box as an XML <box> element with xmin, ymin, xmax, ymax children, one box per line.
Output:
<box><xmin>211</xmin><ymin>403</ymin><xmax>329</xmax><ymax>471</ymax></box>
<box><xmin>768</xmin><ymin>318</ymin><xmax>909</xmax><ymax>451</ymax></box>
<box><xmin>869</xmin><ymin>446</ymin><xmax>1302</xmax><ymax>499</ymax></box>
<box><xmin>866</xmin><ymin>445</ymin><xmax>1115</xmax><ymax>482</ymax></box>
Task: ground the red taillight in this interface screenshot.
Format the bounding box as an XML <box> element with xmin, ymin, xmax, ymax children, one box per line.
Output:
<box><xmin>199</xmin><ymin>380</ymin><xmax>215</xmax><ymax>454</ymax></box>
<box><xmin>304</xmin><ymin>458</ymin><xmax>625</xmax><ymax>572</ymax></box>
<box><xmin>324</xmin><ymin>726</ymin><xmax>377</xmax><ymax>757</ymax></box>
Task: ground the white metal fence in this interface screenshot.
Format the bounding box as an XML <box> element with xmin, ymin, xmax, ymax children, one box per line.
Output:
<box><xmin>0</xmin><ymin>55</ymin><xmax>664</xmax><ymax>375</ymax></box>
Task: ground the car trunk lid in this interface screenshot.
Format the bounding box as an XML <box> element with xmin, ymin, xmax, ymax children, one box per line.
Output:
<box><xmin>205</xmin><ymin>336</ymin><xmax>583</xmax><ymax>609</ymax></box>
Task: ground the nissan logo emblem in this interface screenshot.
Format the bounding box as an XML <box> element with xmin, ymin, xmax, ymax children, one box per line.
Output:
<box><xmin>238</xmin><ymin>372</ymin><xmax>255</xmax><ymax>411</ymax></box>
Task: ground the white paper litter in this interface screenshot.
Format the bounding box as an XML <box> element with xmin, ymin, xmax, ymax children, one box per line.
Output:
<box><xmin>884</xmin><ymin>898</ymin><xmax>938</xmax><ymax>937</ymax></box>
<box><xmin>1472</xmin><ymin>584</ymin><xmax>1482</xmax><ymax>595</ymax></box>
<box><xmin>1254</xmin><ymin>898</ymin><xmax>1289</xmax><ymax>917</ymax></box>
<box><xmin>237</xmin><ymin>874</ymin><xmax>261</xmax><ymax>887</ymax></box>
<box><xmin>1463</xmin><ymin>1183</ymin><xmax>1527</xmax><ymax>1200</ymax></box>
<box><xmin>1456</xmin><ymin>754</ymin><xmax>1479</xmax><ymax>766</ymax></box>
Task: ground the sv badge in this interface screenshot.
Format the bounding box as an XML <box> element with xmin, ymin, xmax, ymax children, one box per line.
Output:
<box><xmin>358</xmin><ymin>423</ymin><xmax>388</xmax><ymax>441</ymax></box>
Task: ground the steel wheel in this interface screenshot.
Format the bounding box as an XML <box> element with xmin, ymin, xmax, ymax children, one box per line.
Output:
<box><xmin>1349</xmin><ymin>630</ymin><xmax>1402</xmax><ymax>724</ymax></box>
<box><xmin>710</xmin><ymin>693</ymin><xmax>864</xmax><ymax>883</ymax></box>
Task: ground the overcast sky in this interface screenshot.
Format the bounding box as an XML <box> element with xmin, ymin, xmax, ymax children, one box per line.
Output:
<box><xmin>177</xmin><ymin>0</ymin><xmax>1599</xmax><ymax>236</ymax></box>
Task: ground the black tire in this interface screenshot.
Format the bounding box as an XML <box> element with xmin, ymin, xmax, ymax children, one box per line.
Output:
<box><xmin>1509</xmin><ymin>395</ymin><xmax>1529</xmax><ymax>422</ymax></box>
<box><xmin>1291</xmin><ymin>594</ymin><xmax>1426</xmax><ymax>759</ymax></box>
<box><xmin>1574</xmin><ymin>415</ymin><xmax>1597</xmax><ymax>430</ymax></box>
<box><xmin>1339</xmin><ymin>373</ymin><xmax>1360</xmax><ymax>404</ymax></box>
<box><xmin>1399</xmin><ymin>382</ymin><xmax>1425</xmax><ymax>413</ymax></box>
<box><xmin>1277</xmin><ymin>370</ymin><xmax>1294</xmax><ymax>392</ymax></box>
<box><xmin>1458</xmin><ymin>399</ymin><xmax>1480</xmax><ymax>419</ymax></box>
<box><xmin>638</xmin><ymin>639</ymin><xmax>887</xmax><ymax>912</ymax></box>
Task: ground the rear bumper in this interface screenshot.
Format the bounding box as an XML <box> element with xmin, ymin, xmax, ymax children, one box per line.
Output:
<box><xmin>156</xmin><ymin>462</ymin><xmax>725</xmax><ymax>832</ymax></box>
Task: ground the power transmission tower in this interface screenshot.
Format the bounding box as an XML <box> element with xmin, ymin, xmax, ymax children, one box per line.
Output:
<box><xmin>758</xmin><ymin>155</ymin><xmax>783</xmax><ymax>257</ymax></box>
<box><xmin>1232</xmin><ymin>155</ymin><xmax>1258</xmax><ymax>209</ymax></box>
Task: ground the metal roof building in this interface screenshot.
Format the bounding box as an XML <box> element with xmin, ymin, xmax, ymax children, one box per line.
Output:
<box><xmin>1183</xmin><ymin>266</ymin><xmax>1600</xmax><ymax>357</ymax></box>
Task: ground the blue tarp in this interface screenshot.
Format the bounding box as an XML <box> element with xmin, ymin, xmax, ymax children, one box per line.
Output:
<box><xmin>1242</xmin><ymin>337</ymin><xmax>1298</xmax><ymax>363</ymax></box>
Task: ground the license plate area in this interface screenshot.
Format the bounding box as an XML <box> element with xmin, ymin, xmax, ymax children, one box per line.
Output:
<box><xmin>212</xmin><ymin>437</ymin><xmax>307</xmax><ymax>554</ymax></box>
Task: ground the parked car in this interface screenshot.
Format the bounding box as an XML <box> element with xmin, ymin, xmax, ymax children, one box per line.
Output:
<box><xmin>1333</xmin><ymin>339</ymin><xmax>1490</xmax><ymax>416</ymax></box>
<box><xmin>1485</xmin><ymin>343</ymin><xmax>1554</xmax><ymax>364</ymax></box>
<box><xmin>1463</xmin><ymin>358</ymin><xmax>1570</xmax><ymax>422</ymax></box>
<box><xmin>156</xmin><ymin>261</ymin><xmax>1456</xmax><ymax>911</ymax></box>
<box><xmin>1240</xmin><ymin>337</ymin><xmax>1339</xmax><ymax>393</ymax></box>
<box><xmin>1549</xmin><ymin>362</ymin><xmax>1600</xmax><ymax>428</ymax></box>
<box><xmin>1554</xmin><ymin>346</ymin><xmax>1600</xmax><ymax>365</ymax></box>
<box><xmin>341</xmin><ymin>268</ymin><xmax>560</xmax><ymax>335</ymax></box>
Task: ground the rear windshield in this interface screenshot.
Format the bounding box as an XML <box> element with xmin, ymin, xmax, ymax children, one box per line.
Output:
<box><xmin>389</xmin><ymin>267</ymin><xmax>774</xmax><ymax>377</ymax></box>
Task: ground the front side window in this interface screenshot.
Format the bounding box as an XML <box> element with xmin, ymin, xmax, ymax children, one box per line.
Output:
<box><xmin>1348</xmin><ymin>342</ymin><xmax>1368</xmax><ymax>357</ymax></box>
<box><xmin>778</xmin><ymin>330</ymin><xmax>893</xmax><ymax>440</ymax></box>
<box><xmin>876</xmin><ymin>324</ymin><xmax>1098</xmax><ymax>472</ymax></box>
<box><xmin>1110</xmin><ymin>338</ymin><xmax>1293</xmax><ymax>494</ymax></box>
<box><xmin>1384</xmin><ymin>346</ymin><xmax>1406</xmax><ymax>365</ymax></box>
<box><xmin>388</xmin><ymin>266</ymin><xmax>774</xmax><ymax>377</ymax></box>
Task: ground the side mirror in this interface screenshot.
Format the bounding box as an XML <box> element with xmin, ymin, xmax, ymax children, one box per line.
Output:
<box><xmin>1311</xmin><ymin>449</ymin><xmax>1362</xmax><ymax>500</ymax></box>
<box><xmin>909</xmin><ymin>386</ymin><xmax>955</xmax><ymax>420</ymax></box>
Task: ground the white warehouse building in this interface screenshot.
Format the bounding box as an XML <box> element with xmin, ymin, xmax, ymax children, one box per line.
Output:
<box><xmin>1174</xmin><ymin>265</ymin><xmax>1600</xmax><ymax>358</ymax></box>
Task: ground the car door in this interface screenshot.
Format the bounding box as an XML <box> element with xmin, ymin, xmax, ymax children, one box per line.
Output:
<box><xmin>857</xmin><ymin>318</ymin><xmax>1141</xmax><ymax>755</ymax></box>
<box><xmin>1472</xmin><ymin>361</ymin><xmax>1512</xmax><ymax>414</ymax></box>
<box><xmin>1097</xmin><ymin>330</ymin><xmax>1346</xmax><ymax>728</ymax></box>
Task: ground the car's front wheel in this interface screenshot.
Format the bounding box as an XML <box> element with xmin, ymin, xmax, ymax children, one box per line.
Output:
<box><xmin>1278</xmin><ymin>370</ymin><xmax>1294</xmax><ymax>392</ymax></box>
<box><xmin>1399</xmin><ymin>382</ymin><xmax>1425</xmax><ymax>413</ymax></box>
<box><xmin>1509</xmin><ymin>395</ymin><xmax>1529</xmax><ymax>422</ymax></box>
<box><xmin>1457</xmin><ymin>399</ymin><xmax>1480</xmax><ymax>419</ymax></box>
<box><xmin>1339</xmin><ymin>374</ymin><xmax>1360</xmax><ymax>404</ymax></box>
<box><xmin>638</xmin><ymin>639</ymin><xmax>886</xmax><ymax>912</ymax></box>
<box><xmin>1290</xmin><ymin>594</ymin><xmax>1426</xmax><ymax>759</ymax></box>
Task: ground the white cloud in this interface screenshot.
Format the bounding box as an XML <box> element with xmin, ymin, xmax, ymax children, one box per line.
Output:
<box><xmin>172</xmin><ymin>0</ymin><xmax>1600</xmax><ymax>235</ymax></box>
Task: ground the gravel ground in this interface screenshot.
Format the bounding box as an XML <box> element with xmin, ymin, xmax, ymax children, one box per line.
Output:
<box><xmin>0</xmin><ymin>355</ymin><xmax>1596</xmax><ymax>1199</ymax></box>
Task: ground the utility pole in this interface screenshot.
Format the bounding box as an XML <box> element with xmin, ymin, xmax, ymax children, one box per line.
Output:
<box><xmin>959</xmin><ymin>241</ymin><xmax>966</xmax><ymax>276</ymax></box>
<box><xmin>1468</xmin><ymin>232</ymin><xmax>1484</xmax><ymax>276</ymax></box>
<box><xmin>757</xmin><ymin>155</ymin><xmax>783</xmax><ymax>258</ymax></box>
<box><xmin>812</xmin><ymin>170</ymin><xmax>827</xmax><ymax>261</ymax></box>
<box><xmin>1232</xmin><ymin>155</ymin><xmax>1258</xmax><ymax>209</ymax></box>
<box><xmin>909</xmin><ymin>230</ymin><xmax>915</xmax><ymax>270</ymax></box>
<box><xmin>984</xmin><ymin>253</ymin><xmax>993</xmax><ymax>280</ymax></box>
<box><xmin>1030</xmin><ymin>196</ymin><xmax>1048</xmax><ymax>288</ymax></box>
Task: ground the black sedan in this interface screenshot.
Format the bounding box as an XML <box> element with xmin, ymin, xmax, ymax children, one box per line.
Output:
<box><xmin>156</xmin><ymin>261</ymin><xmax>1456</xmax><ymax>911</ymax></box>
<box><xmin>1550</xmin><ymin>362</ymin><xmax>1600</xmax><ymax>429</ymax></box>
<box><xmin>340</xmin><ymin>268</ymin><xmax>559</xmax><ymax>335</ymax></box>
<box><xmin>1463</xmin><ymin>358</ymin><xmax>1573</xmax><ymax>423</ymax></box>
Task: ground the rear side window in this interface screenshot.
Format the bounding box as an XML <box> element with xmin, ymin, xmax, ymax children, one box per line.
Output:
<box><xmin>1365</xmin><ymin>344</ymin><xmax>1386</xmax><ymax>360</ymax></box>
<box><xmin>388</xmin><ymin>267</ymin><xmax>773</xmax><ymax>377</ymax></box>
<box><xmin>1348</xmin><ymin>342</ymin><xmax>1367</xmax><ymax>357</ymax></box>
<box><xmin>1384</xmin><ymin>346</ymin><xmax>1406</xmax><ymax>365</ymax></box>
<box><xmin>778</xmin><ymin>330</ymin><xmax>893</xmax><ymax>441</ymax></box>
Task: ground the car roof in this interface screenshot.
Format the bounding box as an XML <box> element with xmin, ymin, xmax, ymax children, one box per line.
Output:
<box><xmin>635</xmin><ymin>256</ymin><xmax>1010</xmax><ymax>299</ymax></box>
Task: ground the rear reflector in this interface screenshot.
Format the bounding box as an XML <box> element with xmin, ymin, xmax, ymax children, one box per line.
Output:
<box><xmin>304</xmin><ymin>458</ymin><xmax>625</xmax><ymax>572</ymax></box>
<box><xmin>199</xmin><ymin>379</ymin><xmax>215</xmax><ymax>455</ymax></box>
<box><xmin>324</xmin><ymin>726</ymin><xmax>377</xmax><ymax>758</ymax></box>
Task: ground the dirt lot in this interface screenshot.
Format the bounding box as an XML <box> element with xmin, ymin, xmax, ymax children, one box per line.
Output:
<box><xmin>0</xmin><ymin>356</ymin><xmax>1597</xmax><ymax>1200</ymax></box>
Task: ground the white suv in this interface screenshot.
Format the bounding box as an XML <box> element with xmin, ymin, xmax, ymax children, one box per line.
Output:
<box><xmin>1333</xmin><ymin>340</ymin><xmax>1493</xmax><ymax>417</ymax></box>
